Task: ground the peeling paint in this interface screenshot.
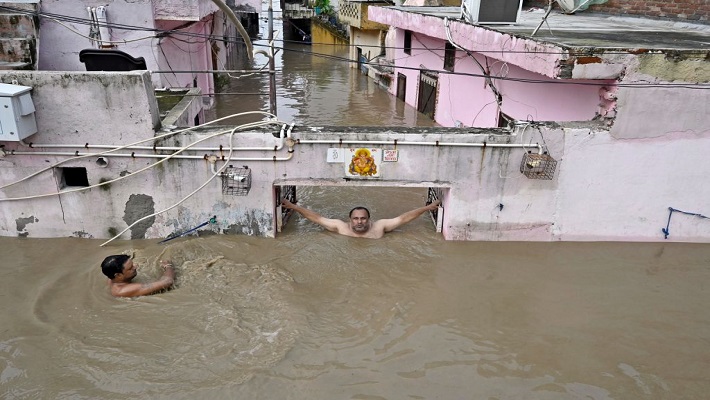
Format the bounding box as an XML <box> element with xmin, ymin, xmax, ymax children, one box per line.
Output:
<box><xmin>72</xmin><ymin>231</ymin><xmax>93</xmax><ymax>238</ymax></box>
<box><xmin>637</xmin><ymin>54</ymin><xmax>710</xmax><ymax>82</ymax></box>
<box><xmin>123</xmin><ymin>194</ymin><xmax>155</xmax><ymax>239</ymax></box>
<box><xmin>16</xmin><ymin>216</ymin><xmax>37</xmax><ymax>231</ymax></box>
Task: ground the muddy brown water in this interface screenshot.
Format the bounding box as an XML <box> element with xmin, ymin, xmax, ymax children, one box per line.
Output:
<box><xmin>2</xmin><ymin>186</ymin><xmax>710</xmax><ymax>399</ymax></box>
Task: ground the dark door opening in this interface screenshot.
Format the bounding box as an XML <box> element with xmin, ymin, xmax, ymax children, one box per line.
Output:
<box><xmin>417</xmin><ymin>70</ymin><xmax>438</xmax><ymax>120</ymax></box>
<box><xmin>396</xmin><ymin>73</ymin><xmax>406</xmax><ymax>101</ymax></box>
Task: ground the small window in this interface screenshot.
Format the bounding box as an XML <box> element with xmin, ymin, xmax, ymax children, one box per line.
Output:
<box><xmin>59</xmin><ymin>167</ymin><xmax>89</xmax><ymax>188</ymax></box>
<box><xmin>404</xmin><ymin>30</ymin><xmax>412</xmax><ymax>55</ymax></box>
<box><xmin>498</xmin><ymin>111</ymin><xmax>514</xmax><ymax>129</ymax></box>
<box><xmin>444</xmin><ymin>42</ymin><xmax>456</xmax><ymax>72</ymax></box>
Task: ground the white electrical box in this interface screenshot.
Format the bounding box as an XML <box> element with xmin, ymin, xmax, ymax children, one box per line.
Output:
<box><xmin>461</xmin><ymin>0</ymin><xmax>522</xmax><ymax>24</ymax></box>
<box><xmin>0</xmin><ymin>83</ymin><xmax>38</xmax><ymax>141</ymax></box>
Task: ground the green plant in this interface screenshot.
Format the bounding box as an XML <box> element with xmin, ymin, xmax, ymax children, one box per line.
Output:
<box><xmin>315</xmin><ymin>0</ymin><xmax>334</xmax><ymax>14</ymax></box>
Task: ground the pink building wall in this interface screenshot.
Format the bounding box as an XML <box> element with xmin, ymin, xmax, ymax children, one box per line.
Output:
<box><xmin>392</xmin><ymin>31</ymin><xmax>609</xmax><ymax>127</ymax></box>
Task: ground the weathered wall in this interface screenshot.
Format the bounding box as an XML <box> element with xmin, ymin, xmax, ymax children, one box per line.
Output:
<box><xmin>349</xmin><ymin>27</ymin><xmax>382</xmax><ymax>69</ymax></box>
<box><xmin>2</xmin><ymin>120</ymin><xmax>710</xmax><ymax>242</ymax></box>
<box><xmin>0</xmin><ymin>62</ymin><xmax>709</xmax><ymax>242</ymax></box>
<box><xmin>153</xmin><ymin>0</ymin><xmax>219</xmax><ymax>21</ymax></box>
<box><xmin>0</xmin><ymin>71</ymin><xmax>160</xmax><ymax>141</ymax></box>
<box><xmin>526</xmin><ymin>0</ymin><xmax>709</xmax><ymax>22</ymax></box>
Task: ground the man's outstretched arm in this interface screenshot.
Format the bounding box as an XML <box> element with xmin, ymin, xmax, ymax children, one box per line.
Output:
<box><xmin>377</xmin><ymin>200</ymin><xmax>441</xmax><ymax>233</ymax></box>
<box><xmin>112</xmin><ymin>262</ymin><xmax>175</xmax><ymax>298</ymax></box>
<box><xmin>281</xmin><ymin>199</ymin><xmax>347</xmax><ymax>232</ymax></box>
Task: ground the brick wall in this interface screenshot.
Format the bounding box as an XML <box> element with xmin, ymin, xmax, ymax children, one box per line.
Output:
<box><xmin>524</xmin><ymin>0</ymin><xmax>709</xmax><ymax>22</ymax></box>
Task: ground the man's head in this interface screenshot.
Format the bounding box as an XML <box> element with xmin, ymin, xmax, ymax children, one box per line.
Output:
<box><xmin>349</xmin><ymin>207</ymin><xmax>371</xmax><ymax>233</ymax></box>
<box><xmin>101</xmin><ymin>255</ymin><xmax>137</xmax><ymax>282</ymax></box>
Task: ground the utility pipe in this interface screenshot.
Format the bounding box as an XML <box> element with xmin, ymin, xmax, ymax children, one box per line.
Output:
<box><xmin>17</xmin><ymin>124</ymin><xmax>291</xmax><ymax>152</ymax></box>
<box><xmin>210</xmin><ymin>0</ymin><xmax>253</xmax><ymax>61</ymax></box>
<box><xmin>296</xmin><ymin>139</ymin><xmax>544</xmax><ymax>153</ymax></box>
<box><xmin>267</xmin><ymin>0</ymin><xmax>277</xmax><ymax>115</ymax></box>
<box><xmin>7</xmin><ymin>150</ymin><xmax>295</xmax><ymax>162</ymax></box>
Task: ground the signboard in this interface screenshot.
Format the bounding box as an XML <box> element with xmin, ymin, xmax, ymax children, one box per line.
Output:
<box><xmin>383</xmin><ymin>149</ymin><xmax>399</xmax><ymax>162</ymax></box>
<box><xmin>327</xmin><ymin>148</ymin><xmax>345</xmax><ymax>163</ymax></box>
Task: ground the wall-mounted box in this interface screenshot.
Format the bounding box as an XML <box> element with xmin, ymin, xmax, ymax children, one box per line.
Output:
<box><xmin>461</xmin><ymin>0</ymin><xmax>522</xmax><ymax>24</ymax></box>
<box><xmin>0</xmin><ymin>83</ymin><xmax>38</xmax><ymax>141</ymax></box>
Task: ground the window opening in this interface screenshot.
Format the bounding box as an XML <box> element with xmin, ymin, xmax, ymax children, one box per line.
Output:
<box><xmin>59</xmin><ymin>167</ymin><xmax>89</xmax><ymax>188</ymax></box>
<box><xmin>396</xmin><ymin>73</ymin><xmax>407</xmax><ymax>101</ymax></box>
<box><xmin>444</xmin><ymin>42</ymin><xmax>456</xmax><ymax>72</ymax></box>
<box><xmin>404</xmin><ymin>30</ymin><xmax>412</xmax><ymax>55</ymax></box>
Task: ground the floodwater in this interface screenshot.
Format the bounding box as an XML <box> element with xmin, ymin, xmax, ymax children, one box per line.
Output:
<box><xmin>4</xmin><ymin>7</ymin><xmax>710</xmax><ymax>400</ymax></box>
<box><xmin>3</xmin><ymin>186</ymin><xmax>710</xmax><ymax>399</ymax></box>
<box><xmin>205</xmin><ymin>10</ymin><xmax>438</xmax><ymax>127</ymax></box>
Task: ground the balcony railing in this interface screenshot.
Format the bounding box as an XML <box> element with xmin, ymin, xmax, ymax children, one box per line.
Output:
<box><xmin>338</xmin><ymin>1</ymin><xmax>388</xmax><ymax>30</ymax></box>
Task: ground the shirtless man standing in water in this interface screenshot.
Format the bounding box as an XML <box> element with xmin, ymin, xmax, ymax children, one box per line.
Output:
<box><xmin>281</xmin><ymin>199</ymin><xmax>441</xmax><ymax>239</ymax></box>
<box><xmin>101</xmin><ymin>254</ymin><xmax>175</xmax><ymax>297</ymax></box>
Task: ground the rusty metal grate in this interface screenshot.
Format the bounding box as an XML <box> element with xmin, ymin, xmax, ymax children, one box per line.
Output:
<box><xmin>221</xmin><ymin>166</ymin><xmax>252</xmax><ymax>196</ymax></box>
<box><xmin>520</xmin><ymin>152</ymin><xmax>557</xmax><ymax>180</ymax></box>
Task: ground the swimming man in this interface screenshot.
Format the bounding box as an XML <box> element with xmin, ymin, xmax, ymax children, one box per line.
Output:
<box><xmin>280</xmin><ymin>198</ymin><xmax>441</xmax><ymax>238</ymax></box>
<box><xmin>101</xmin><ymin>254</ymin><xmax>175</xmax><ymax>297</ymax></box>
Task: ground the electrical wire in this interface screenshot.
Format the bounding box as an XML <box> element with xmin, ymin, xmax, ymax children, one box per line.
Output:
<box><xmin>43</xmin><ymin>12</ymin><xmax>157</xmax><ymax>45</ymax></box>
<box><xmin>445</xmin><ymin>17</ymin><xmax>503</xmax><ymax>108</ymax></box>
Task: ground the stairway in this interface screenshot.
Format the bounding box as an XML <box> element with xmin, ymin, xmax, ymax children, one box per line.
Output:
<box><xmin>0</xmin><ymin>0</ymin><xmax>39</xmax><ymax>70</ymax></box>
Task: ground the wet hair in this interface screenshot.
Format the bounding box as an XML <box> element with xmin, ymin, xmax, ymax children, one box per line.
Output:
<box><xmin>101</xmin><ymin>254</ymin><xmax>130</xmax><ymax>279</ymax></box>
<box><xmin>349</xmin><ymin>206</ymin><xmax>370</xmax><ymax>218</ymax></box>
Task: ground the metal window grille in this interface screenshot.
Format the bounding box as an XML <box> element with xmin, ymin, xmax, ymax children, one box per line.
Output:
<box><xmin>520</xmin><ymin>152</ymin><xmax>557</xmax><ymax>180</ymax></box>
<box><xmin>221</xmin><ymin>166</ymin><xmax>252</xmax><ymax>196</ymax></box>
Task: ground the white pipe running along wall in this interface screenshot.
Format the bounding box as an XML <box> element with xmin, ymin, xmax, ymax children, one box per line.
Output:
<box><xmin>0</xmin><ymin>117</ymin><xmax>291</xmax><ymax>202</ymax></box>
<box><xmin>17</xmin><ymin>123</ymin><xmax>293</xmax><ymax>152</ymax></box>
<box><xmin>295</xmin><ymin>140</ymin><xmax>543</xmax><ymax>153</ymax></box>
<box><xmin>0</xmin><ymin>112</ymin><xmax>286</xmax><ymax>192</ymax></box>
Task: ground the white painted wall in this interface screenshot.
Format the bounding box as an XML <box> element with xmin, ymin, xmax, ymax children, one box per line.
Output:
<box><xmin>0</xmin><ymin>71</ymin><xmax>708</xmax><ymax>243</ymax></box>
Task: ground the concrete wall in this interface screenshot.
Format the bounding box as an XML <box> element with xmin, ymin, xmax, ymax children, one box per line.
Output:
<box><xmin>0</xmin><ymin>71</ymin><xmax>160</xmax><ymax>141</ymax></box>
<box><xmin>2</xmin><ymin>116</ymin><xmax>710</xmax><ymax>242</ymax></box>
<box><xmin>153</xmin><ymin>0</ymin><xmax>219</xmax><ymax>21</ymax></box>
<box><xmin>0</xmin><ymin>66</ymin><xmax>709</xmax><ymax>243</ymax></box>
<box><xmin>526</xmin><ymin>0</ymin><xmax>709</xmax><ymax>22</ymax></box>
<box><xmin>349</xmin><ymin>27</ymin><xmax>382</xmax><ymax>69</ymax></box>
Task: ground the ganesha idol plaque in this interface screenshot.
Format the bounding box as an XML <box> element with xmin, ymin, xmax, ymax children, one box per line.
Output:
<box><xmin>345</xmin><ymin>148</ymin><xmax>381</xmax><ymax>178</ymax></box>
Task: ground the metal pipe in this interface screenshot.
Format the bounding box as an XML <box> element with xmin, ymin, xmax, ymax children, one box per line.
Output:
<box><xmin>18</xmin><ymin>143</ymin><xmax>284</xmax><ymax>152</ymax></box>
<box><xmin>296</xmin><ymin>139</ymin><xmax>544</xmax><ymax>153</ymax></box>
<box><xmin>267</xmin><ymin>0</ymin><xmax>277</xmax><ymax>116</ymax></box>
<box><xmin>209</xmin><ymin>0</ymin><xmax>253</xmax><ymax>61</ymax></box>
<box><xmin>8</xmin><ymin>150</ymin><xmax>294</xmax><ymax>162</ymax></box>
<box><xmin>18</xmin><ymin>123</ymin><xmax>289</xmax><ymax>152</ymax></box>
